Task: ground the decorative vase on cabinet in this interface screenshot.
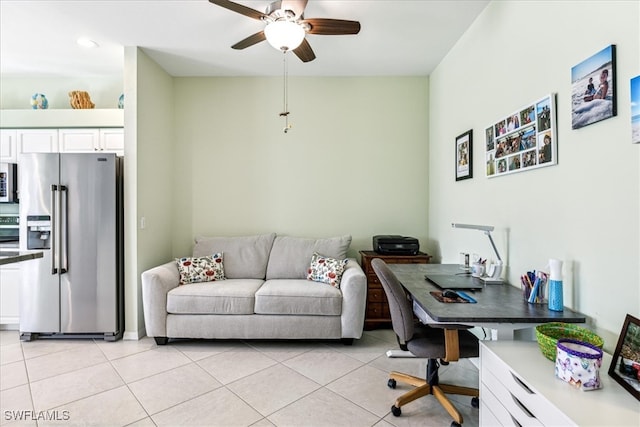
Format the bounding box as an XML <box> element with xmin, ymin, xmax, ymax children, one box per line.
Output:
<box><xmin>30</xmin><ymin>93</ymin><xmax>48</xmax><ymax>109</ymax></box>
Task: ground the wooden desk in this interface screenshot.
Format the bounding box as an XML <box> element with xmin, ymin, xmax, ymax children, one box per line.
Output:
<box><xmin>359</xmin><ymin>251</ymin><xmax>431</xmax><ymax>330</ymax></box>
<box><xmin>388</xmin><ymin>263</ymin><xmax>586</xmax><ymax>339</ymax></box>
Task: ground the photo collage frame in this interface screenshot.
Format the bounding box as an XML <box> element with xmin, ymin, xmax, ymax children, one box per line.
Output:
<box><xmin>485</xmin><ymin>94</ymin><xmax>557</xmax><ymax>178</ymax></box>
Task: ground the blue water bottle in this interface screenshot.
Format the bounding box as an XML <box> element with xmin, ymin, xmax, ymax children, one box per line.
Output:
<box><xmin>548</xmin><ymin>259</ymin><xmax>563</xmax><ymax>312</ymax></box>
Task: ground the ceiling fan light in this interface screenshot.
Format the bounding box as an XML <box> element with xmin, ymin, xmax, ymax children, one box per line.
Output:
<box><xmin>264</xmin><ymin>20</ymin><xmax>305</xmax><ymax>51</ymax></box>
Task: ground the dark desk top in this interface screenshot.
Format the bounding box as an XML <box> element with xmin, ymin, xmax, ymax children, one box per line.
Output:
<box><xmin>388</xmin><ymin>264</ymin><xmax>586</xmax><ymax>324</ymax></box>
<box><xmin>0</xmin><ymin>249</ymin><xmax>43</xmax><ymax>266</ymax></box>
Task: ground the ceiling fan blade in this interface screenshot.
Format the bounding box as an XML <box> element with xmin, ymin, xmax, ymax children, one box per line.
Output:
<box><xmin>280</xmin><ymin>0</ymin><xmax>308</xmax><ymax>18</ymax></box>
<box><xmin>293</xmin><ymin>38</ymin><xmax>316</xmax><ymax>62</ymax></box>
<box><xmin>209</xmin><ymin>0</ymin><xmax>267</xmax><ymax>21</ymax></box>
<box><xmin>231</xmin><ymin>31</ymin><xmax>266</xmax><ymax>49</ymax></box>
<box><xmin>302</xmin><ymin>18</ymin><xmax>361</xmax><ymax>35</ymax></box>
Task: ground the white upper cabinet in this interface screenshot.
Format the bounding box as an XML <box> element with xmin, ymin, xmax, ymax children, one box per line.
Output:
<box><xmin>1</xmin><ymin>109</ymin><xmax>125</xmax><ymax>160</ymax></box>
<box><xmin>58</xmin><ymin>128</ymin><xmax>123</xmax><ymax>155</ymax></box>
<box><xmin>58</xmin><ymin>128</ymin><xmax>100</xmax><ymax>152</ymax></box>
<box><xmin>59</xmin><ymin>128</ymin><xmax>123</xmax><ymax>155</ymax></box>
<box><xmin>0</xmin><ymin>129</ymin><xmax>18</xmax><ymax>163</ymax></box>
<box><xmin>17</xmin><ymin>129</ymin><xmax>59</xmax><ymax>154</ymax></box>
<box><xmin>99</xmin><ymin>129</ymin><xmax>124</xmax><ymax>154</ymax></box>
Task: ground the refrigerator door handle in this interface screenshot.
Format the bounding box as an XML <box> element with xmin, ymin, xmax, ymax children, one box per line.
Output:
<box><xmin>51</xmin><ymin>184</ymin><xmax>58</xmax><ymax>275</ymax></box>
<box><xmin>60</xmin><ymin>185</ymin><xmax>68</xmax><ymax>274</ymax></box>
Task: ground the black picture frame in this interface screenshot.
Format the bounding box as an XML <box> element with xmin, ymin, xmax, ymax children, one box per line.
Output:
<box><xmin>571</xmin><ymin>44</ymin><xmax>617</xmax><ymax>129</ymax></box>
<box><xmin>455</xmin><ymin>130</ymin><xmax>473</xmax><ymax>181</ymax></box>
<box><xmin>609</xmin><ymin>314</ymin><xmax>640</xmax><ymax>401</ymax></box>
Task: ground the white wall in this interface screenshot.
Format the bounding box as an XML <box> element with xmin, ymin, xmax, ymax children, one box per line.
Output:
<box><xmin>428</xmin><ymin>0</ymin><xmax>639</xmax><ymax>349</ymax></box>
<box><xmin>170</xmin><ymin>76</ymin><xmax>430</xmax><ymax>259</ymax></box>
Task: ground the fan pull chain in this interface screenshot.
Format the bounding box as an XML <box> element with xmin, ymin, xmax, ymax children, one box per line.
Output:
<box><xmin>280</xmin><ymin>51</ymin><xmax>292</xmax><ymax>133</ymax></box>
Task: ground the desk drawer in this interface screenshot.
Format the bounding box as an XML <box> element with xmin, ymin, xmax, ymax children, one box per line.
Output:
<box><xmin>367</xmin><ymin>274</ymin><xmax>381</xmax><ymax>285</ymax></box>
<box><xmin>480</xmin><ymin>401</ymin><xmax>504</xmax><ymax>427</ymax></box>
<box><xmin>366</xmin><ymin>302</ymin><xmax>389</xmax><ymax>319</ymax></box>
<box><xmin>482</xmin><ymin>369</ymin><xmax>543</xmax><ymax>426</ymax></box>
<box><xmin>368</xmin><ymin>287</ymin><xmax>386</xmax><ymax>302</ymax></box>
<box><xmin>481</xmin><ymin>345</ymin><xmax>574</xmax><ymax>426</ymax></box>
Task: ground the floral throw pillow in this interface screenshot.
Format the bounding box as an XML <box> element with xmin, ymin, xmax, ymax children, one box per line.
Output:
<box><xmin>175</xmin><ymin>253</ymin><xmax>225</xmax><ymax>285</ymax></box>
<box><xmin>307</xmin><ymin>252</ymin><xmax>348</xmax><ymax>288</ymax></box>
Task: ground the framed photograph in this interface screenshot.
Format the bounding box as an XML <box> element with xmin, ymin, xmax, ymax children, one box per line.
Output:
<box><xmin>455</xmin><ymin>130</ymin><xmax>472</xmax><ymax>181</ymax></box>
<box><xmin>571</xmin><ymin>45</ymin><xmax>617</xmax><ymax>129</ymax></box>
<box><xmin>486</xmin><ymin>94</ymin><xmax>557</xmax><ymax>178</ymax></box>
<box><xmin>631</xmin><ymin>75</ymin><xmax>640</xmax><ymax>144</ymax></box>
<box><xmin>609</xmin><ymin>314</ymin><xmax>640</xmax><ymax>401</ymax></box>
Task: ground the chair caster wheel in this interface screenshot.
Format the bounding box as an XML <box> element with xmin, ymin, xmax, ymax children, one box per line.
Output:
<box><xmin>450</xmin><ymin>422</ymin><xmax>461</xmax><ymax>427</ymax></box>
<box><xmin>387</xmin><ymin>379</ymin><xmax>397</xmax><ymax>389</ymax></box>
<box><xmin>391</xmin><ymin>405</ymin><xmax>401</xmax><ymax>417</ymax></box>
<box><xmin>471</xmin><ymin>396</ymin><xmax>479</xmax><ymax>408</ymax></box>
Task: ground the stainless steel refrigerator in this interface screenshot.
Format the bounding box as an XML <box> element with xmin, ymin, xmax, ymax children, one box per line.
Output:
<box><xmin>19</xmin><ymin>153</ymin><xmax>124</xmax><ymax>341</ymax></box>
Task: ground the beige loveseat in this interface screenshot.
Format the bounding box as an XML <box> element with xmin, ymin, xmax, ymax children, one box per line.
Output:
<box><xmin>141</xmin><ymin>233</ymin><xmax>367</xmax><ymax>345</ymax></box>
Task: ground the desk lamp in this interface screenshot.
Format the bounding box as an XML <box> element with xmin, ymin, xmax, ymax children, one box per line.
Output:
<box><xmin>451</xmin><ymin>223</ymin><xmax>503</xmax><ymax>282</ymax></box>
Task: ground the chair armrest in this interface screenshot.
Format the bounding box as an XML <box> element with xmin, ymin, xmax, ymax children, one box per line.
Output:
<box><xmin>339</xmin><ymin>258</ymin><xmax>367</xmax><ymax>339</ymax></box>
<box><xmin>141</xmin><ymin>261</ymin><xmax>180</xmax><ymax>338</ymax></box>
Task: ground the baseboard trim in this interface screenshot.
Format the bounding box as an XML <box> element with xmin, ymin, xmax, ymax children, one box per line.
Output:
<box><xmin>123</xmin><ymin>326</ymin><xmax>146</xmax><ymax>341</ymax></box>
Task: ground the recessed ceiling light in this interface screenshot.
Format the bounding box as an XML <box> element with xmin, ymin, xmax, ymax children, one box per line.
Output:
<box><xmin>77</xmin><ymin>37</ymin><xmax>99</xmax><ymax>48</ymax></box>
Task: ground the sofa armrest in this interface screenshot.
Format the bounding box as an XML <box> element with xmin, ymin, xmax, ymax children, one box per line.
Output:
<box><xmin>141</xmin><ymin>261</ymin><xmax>180</xmax><ymax>338</ymax></box>
<box><xmin>339</xmin><ymin>258</ymin><xmax>367</xmax><ymax>339</ymax></box>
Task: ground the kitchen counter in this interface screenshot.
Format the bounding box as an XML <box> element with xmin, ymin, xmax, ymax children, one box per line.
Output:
<box><xmin>0</xmin><ymin>249</ymin><xmax>43</xmax><ymax>265</ymax></box>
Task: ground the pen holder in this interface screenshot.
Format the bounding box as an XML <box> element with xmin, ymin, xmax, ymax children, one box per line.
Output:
<box><xmin>521</xmin><ymin>271</ymin><xmax>547</xmax><ymax>304</ymax></box>
<box><xmin>471</xmin><ymin>262</ymin><xmax>485</xmax><ymax>277</ymax></box>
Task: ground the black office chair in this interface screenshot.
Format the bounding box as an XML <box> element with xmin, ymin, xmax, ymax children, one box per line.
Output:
<box><xmin>371</xmin><ymin>258</ymin><xmax>479</xmax><ymax>427</ymax></box>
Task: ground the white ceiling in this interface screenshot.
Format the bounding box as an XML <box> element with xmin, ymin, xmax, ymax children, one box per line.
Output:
<box><xmin>0</xmin><ymin>0</ymin><xmax>489</xmax><ymax>78</ymax></box>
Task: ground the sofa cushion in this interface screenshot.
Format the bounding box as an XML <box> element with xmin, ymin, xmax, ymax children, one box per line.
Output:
<box><xmin>193</xmin><ymin>233</ymin><xmax>276</xmax><ymax>279</ymax></box>
<box><xmin>255</xmin><ymin>279</ymin><xmax>342</xmax><ymax>316</ymax></box>
<box><xmin>167</xmin><ymin>279</ymin><xmax>264</xmax><ymax>314</ymax></box>
<box><xmin>266</xmin><ymin>235</ymin><xmax>352</xmax><ymax>280</ymax></box>
<box><xmin>307</xmin><ymin>252</ymin><xmax>348</xmax><ymax>288</ymax></box>
<box><xmin>175</xmin><ymin>253</ymin><xmax>225</xmax><ymax>285</ymax></box>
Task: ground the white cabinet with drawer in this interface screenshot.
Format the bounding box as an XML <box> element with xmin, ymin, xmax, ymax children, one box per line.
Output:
<box><xmin>480</xmin><ymin>340</ymin><xmax>640</xmax><ymax>427</ymax></box>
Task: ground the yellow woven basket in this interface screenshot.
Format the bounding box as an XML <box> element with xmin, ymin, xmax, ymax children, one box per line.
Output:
<box><xmin>535</xmin><ymin>322</ymin><xmax>604</xmax><ymax>361</ymax></box>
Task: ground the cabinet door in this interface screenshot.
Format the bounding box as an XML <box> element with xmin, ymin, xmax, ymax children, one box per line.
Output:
<box><xmin>16</xmin><ymin>129</ymin><xmax>59</xmax><ymax>155</ymax></box>
<box><xmin>59</xmin><ymin>128</ymin><xmax>100</xmax><ymax>152</ymax></box>
<box><xmin>0</xmin><ymin>129</ymin><xmax>18</xmax><ymax>163</ymax></box>
<box><xmin>0</xmin><ymin>266</ymin><xmax>20</xmax><ymax>325</ymax></box>
<box><xmin>99</xmin><ymin>128</ymin><xmax>124</xmax><ymax>154</ymax></box>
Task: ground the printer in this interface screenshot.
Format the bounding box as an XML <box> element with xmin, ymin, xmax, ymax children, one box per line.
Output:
<box><xmin>373</xmin><ymin>235</ymin><xmax>420</xmax><ymax>255</ymax></box>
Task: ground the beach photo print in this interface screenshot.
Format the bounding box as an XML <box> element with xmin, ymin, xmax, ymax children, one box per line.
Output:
<box><xmin>571</xmin><ymin>45</ymin><xmax>617</xmax><ymax>129</ymax></box>
<box><xmin>632</xmin><ymin>75</ymin><xmax>640</xmax><ymax>144</ymax></box>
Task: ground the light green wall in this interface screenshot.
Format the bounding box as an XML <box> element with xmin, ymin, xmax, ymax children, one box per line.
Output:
<box><xmin>0</xmin><ymin>76</ymin><xmax>122</xmax><ymax>110</ymax></box>
<box><xmin>123</xmin><ymin>47</ymin><xmax>175</xmax><ymax>338</ymax></box>
<box><xmin>428</xmin><ymin>0</ymin><xmax>639</xmax><ymax>349</ymax></box>
<box><xmin>170</xmin><ymin>76</ymin><xmax>430</xmax><ymax>258</ymax></box>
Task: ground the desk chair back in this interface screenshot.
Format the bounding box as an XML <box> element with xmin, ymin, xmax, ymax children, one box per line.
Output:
<box><xmin>371</xmin><ymin>258</ymin><xmax>414</xmax><ymax>345</ymax></box>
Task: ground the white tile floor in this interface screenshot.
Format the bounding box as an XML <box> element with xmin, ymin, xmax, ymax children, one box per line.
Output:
<box><xmin>0</xmin><ymin>329</ymin><xmax>479</xmax><ymax>427</ymax></box>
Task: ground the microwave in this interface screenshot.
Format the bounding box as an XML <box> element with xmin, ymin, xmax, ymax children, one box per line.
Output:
<box><xmin>0</xmin><ymin>162</ymin><xmax>18</xmax><ymax>203</ymax></box>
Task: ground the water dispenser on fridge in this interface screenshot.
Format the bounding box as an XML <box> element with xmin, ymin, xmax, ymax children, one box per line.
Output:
<box><xmin>26</xmin><ymin>215</ymin><xmax>51</xmax><ymax>250</ymax></box>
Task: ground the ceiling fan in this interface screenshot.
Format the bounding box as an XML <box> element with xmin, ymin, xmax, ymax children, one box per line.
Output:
<box><xmin>209</xmin><ymin>0</ymin><xmax>361</xmax><ymax>62</ymax></box>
